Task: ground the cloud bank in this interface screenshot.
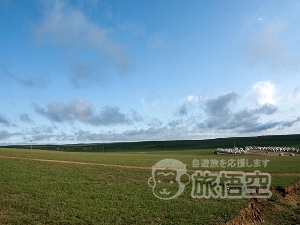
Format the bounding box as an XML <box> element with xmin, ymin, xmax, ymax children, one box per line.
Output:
<box><xmin>33</xmin><ymin>100</ymin><xmax>142</xmax><ymax>126</ymax></box>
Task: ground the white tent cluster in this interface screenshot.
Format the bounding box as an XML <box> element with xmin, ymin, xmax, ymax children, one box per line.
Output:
<box><xmin>214</xmin><ymin>146</ymin><xmax>298</xmax><ymax>155</ymax></box>
<box><xmin>214</xmin><ymin>147</ymin><xmax>247</xmax><ymax>154</ymax></box>
<box><xmin>245</xmin><ymin>146</ymin><xmax>297</xmax><ymax>152</ymax></box>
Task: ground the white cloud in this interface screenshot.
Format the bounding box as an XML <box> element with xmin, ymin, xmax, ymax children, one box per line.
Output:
<box><xmin>173</xmin><ymin>95</ymin><xmax>202</xmax><ymax>117</ymax></box>
<box><xmin>246</xmin><ymin>21</ymin><xmax>300</xmax><ymax>71</ymax></box>
<box><xmin>33</xmin><ymin>0</ymin><xmax>133</xmax><ymax>85</ymax></box>
<box><xmin>186</xmin><ymin>95</ymin><xmax>202</xmax><ymax>102</ymax></box>
<box><xmin>33</xmin><ymin>100</ymin><xmax>142</xmax><ymax>126</ymax></box>
<box><xmin>252</xmin><ymin>81</ymin><xmax>276</xmax><ymax>105</ymax></box>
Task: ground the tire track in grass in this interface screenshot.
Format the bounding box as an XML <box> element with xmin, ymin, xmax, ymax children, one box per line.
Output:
<box><xmin>0</xmin><ymin>155</ymin><xmax>300</xmax><ymax>176</ymax></box>
<box><xmin>0</xmin><ymin>155</ymin><xmax>153</xmax><ymax>170</ymax></box>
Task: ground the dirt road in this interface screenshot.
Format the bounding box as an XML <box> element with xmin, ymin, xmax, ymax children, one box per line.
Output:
<box><xmin>1</xmin><ymin>155</ymin><xmax>300</xmax><ymax>176</ymax></box>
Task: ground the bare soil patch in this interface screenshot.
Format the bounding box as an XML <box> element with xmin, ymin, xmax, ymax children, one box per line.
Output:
<box><xmin>224</xmin><ymin>181</ymin><xmax>300</xmax><ymax>225</ymax></box>
<box><xmin>0</xmin><ymin>210</ymin><xmax>9</xmax><ymax>224</ymax></box>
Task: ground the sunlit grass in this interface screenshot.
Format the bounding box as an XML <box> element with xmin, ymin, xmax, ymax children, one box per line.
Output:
<box><xmin>0</xmin><ymin>158</ymin><xmax>248</xmax><ymax>224</ymax></box>
<box><xmin>0</xmin><ymin>147</ymin><xmax>299</xmax><ymax>224</ymax></box>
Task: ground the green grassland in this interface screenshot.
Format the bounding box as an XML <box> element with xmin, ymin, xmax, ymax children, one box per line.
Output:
<box><xmin>0</xmin><ymin>157</ymin><xmax>250</xmax><ymax>224</ymax></box>
<box><xmin>0</xmin><ymin>134</ymin><xmax>300</xmax><ymax>224</ymax></box>
<box><xmin>0</xmin><ymin>147</ymin><xmax>299</xmax><ymax>175</ymax></box>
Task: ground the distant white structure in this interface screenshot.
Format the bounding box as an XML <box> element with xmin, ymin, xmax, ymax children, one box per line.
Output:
<box><xmin>214</xmin><ymin>147</ymin><xmax>247</xmax><ymax>154</ymax></box>
<box><xmin>215</xmin><ymin>146</ymin><xmax>297</xmax><ymax>155</ymax></box>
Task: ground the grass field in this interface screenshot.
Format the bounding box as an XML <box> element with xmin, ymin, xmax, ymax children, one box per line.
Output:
<box><xmin>0</xmin><ymin>136</ymin><xmax>300</xmax><ymax>224</ymax></box>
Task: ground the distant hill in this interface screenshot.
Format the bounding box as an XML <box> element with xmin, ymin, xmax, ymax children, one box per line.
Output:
<box><xmin>2</xmin><ymin>134</ymin><xmax>300</xmax><ymax>152</ymax></box>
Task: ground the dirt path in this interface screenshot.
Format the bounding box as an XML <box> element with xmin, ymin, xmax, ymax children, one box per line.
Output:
<box><xmin>0</xmin><ymin>155</ymin><xmax>153</xmax><ymax>170</ymax></box>
<box><xmin>0</xmin><ymin>155</ymin><xmax>300</xmax><ymax>176</ymax></box>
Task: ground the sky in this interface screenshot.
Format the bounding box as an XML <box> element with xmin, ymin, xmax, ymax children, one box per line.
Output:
<box><xmin>1</xmin><ymin>0</ymin><xmax>300</xmax><ymax>144</ymax></box>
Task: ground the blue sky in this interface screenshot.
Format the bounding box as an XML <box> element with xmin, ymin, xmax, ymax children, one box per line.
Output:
<box><xmin>1</xmin><ymin>0</ymin><xmax>300</xmax><ymax>144</ymax></box>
